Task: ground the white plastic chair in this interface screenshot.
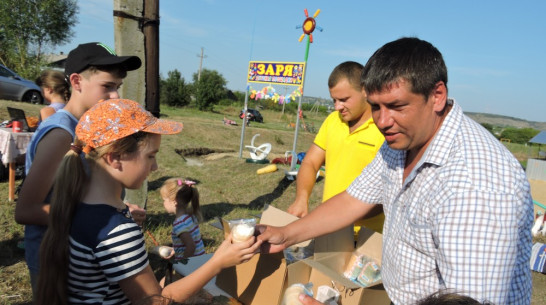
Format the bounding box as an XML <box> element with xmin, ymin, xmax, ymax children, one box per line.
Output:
<box><xmin>245</xmin><ymin>134</ymin><xmax>272</xmax><ymax>160</ymax></box>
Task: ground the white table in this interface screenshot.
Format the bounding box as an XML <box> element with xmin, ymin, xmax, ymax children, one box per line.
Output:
<box><xmin>172</xmin><ymin>253</ymin><xmax>231</xmax><ymax>298</ymax></box>
<box><xmin>0</xmin><ymin>128</ymin><xmax>33</xmax><ymax>201</ymax></box>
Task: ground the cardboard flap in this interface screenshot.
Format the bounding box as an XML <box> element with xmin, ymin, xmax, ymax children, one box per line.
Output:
<box><xmin>216</xmin><ymin>252</ymin><xmax>286</xmax><ymax>305</ymax></box>
<box><xmin>355</xmin><ymin>228</ymin><xmax>383</xmax><ymax>264</ymax></box>
<box><xmin>260</xmin><ymin>204</ymin><xmax>312</xmax><ymax>247</ymax></box>
<box><xmin>302</xmin><ymin>256</ymin><xmax>361</xmax><ymax>289</ymax></box>
<box><xmin>260</xmin><ymin>204</ymin><xmax>299</xmax><ymax>225</ymax></box>
<box><xmin>313</xmin><ymin>225</ymin><xmax>354</xmax><ymax>259</ymax></box>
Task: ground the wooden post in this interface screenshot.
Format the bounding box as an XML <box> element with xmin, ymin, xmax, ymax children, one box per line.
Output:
<box><xmin>143</xmin><ymin>0</ymin><xmax>160</xmax><ymax>117</ymax></box>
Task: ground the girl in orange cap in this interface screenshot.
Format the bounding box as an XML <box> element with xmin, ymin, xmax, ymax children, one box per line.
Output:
<box><xmin>37</xmin><ymin>99</ymin><xmax>261</xmax><ymax>305</ymax></box>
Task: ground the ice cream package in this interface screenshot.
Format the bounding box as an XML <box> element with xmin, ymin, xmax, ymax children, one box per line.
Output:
<box><xmin>228</xmin><ymin>218</ymin><xmax>257</xmax><ymax>243</ymax></box>
<box><xmin>343</xmin><ymin>251</ymin><xmax>381</xmax><ymax>287</ymax></box>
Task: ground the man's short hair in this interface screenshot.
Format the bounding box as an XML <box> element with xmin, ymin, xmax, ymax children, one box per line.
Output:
<box><xmin>361</xmin><ymin>37</ymin><xmax>448</xmax><ymax>98</ymax></box>
<box><xmin>328</xmin><ymin>61</ymin><xmax>364</xmax><ymax>91</ymax></box>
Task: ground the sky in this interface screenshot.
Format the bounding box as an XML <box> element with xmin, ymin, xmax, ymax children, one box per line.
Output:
<box><xmin>54</xmin><ymin>0</ymin><xmax>546</xmax><ymax>122</ymax></box>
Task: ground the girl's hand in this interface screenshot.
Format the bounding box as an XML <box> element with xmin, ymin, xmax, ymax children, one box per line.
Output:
<box><xmin>151</xmin><ymin>246</ymin><xmax>175</xmax><ymax>260</ymax></box>
<box><xmin>126</xmin><ymin>202</ymin><xmax>147</xmax><ymax>226</ymax></box>
<box><xmin>210</xmin><ymin>233</ymin><xmax>262</xmax><ymax>269</ymax></box>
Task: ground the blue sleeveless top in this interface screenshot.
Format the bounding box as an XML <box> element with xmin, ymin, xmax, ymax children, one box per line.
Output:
<box><xmin>24</xmin><ymin>109</ymin><xmax>78</xmax><ymax>273</ymax></box>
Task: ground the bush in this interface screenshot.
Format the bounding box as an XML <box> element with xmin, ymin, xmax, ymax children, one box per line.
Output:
<box><xmin>159</xmin><ymin>70</ymin><xmax>192</xmax><ymax>107</ymax></box>
<box><xmin>499</xmin><ymin>127</ymin><xmax>540</xmax><ymax>144</ymax></box>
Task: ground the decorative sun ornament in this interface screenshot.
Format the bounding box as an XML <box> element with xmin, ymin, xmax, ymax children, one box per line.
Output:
<box><xmin>297</xmin><ymin>8</ymin><xmax>322</xmax><ymax>43</ymax></box>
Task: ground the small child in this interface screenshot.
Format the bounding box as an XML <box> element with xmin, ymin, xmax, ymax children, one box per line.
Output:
<box><xmin>160</xmin><ymin>178</ymin><xmax>206</xmax><ymax>261</ymax></box>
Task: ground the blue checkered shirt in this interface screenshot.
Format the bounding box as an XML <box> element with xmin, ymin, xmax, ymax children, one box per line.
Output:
<box><xmin>347</xmin><ymin>101</ymin><xmax>533</xmax><ymax>305</ymax></box>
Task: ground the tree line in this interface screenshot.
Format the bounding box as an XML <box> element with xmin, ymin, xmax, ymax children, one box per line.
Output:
<box><xmin>481</xmin><ymin>123</ymin><xmax>540</xmax><ymax>144</ymax></box>
<box><xmin>159</xmin><ymin>68</ymin><xmax>330</xmax><ymax>115</ymax></box>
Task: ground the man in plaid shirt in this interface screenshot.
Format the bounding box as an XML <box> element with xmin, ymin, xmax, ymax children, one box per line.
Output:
<box><xmin>258</xmin><ymin>37</ymin><xmax>533</xmax><ymax>305</ymax></box>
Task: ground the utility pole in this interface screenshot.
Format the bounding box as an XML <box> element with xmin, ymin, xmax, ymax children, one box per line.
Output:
<box><xmin>113</xmin><ymin>0</ymin><xmax>145</xmax><ymax>103</ymax></box>
<box><xmin>143</xmin><ymin>0</ymin><xmax>160</xmax><ymax>117</ymax></box>
<box><xmin>197</xmin><ymin>47</ymin><xmax>207</xmax><ymax>81</ymax></box>
<box><xmin>113</xmin><ymin>0</ymin><xmax>160</xmax><ymax>209</ymax></box>
<box><xmin>281</xmin><ymin>86</ymin><xmax>289</xmax><ymax>116</ymax></box>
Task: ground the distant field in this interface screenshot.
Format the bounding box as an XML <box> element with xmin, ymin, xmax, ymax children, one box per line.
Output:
<box><xmin>466</xmin><ymin>111</ymin><xmax>546</xmax><ymax>130</ymax></box>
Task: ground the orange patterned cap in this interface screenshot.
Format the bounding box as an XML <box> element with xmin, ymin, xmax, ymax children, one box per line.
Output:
<box><xmin>76</xmin><ymin>99</ymin><xmax>183</xmax><ymax>153</ymax></box>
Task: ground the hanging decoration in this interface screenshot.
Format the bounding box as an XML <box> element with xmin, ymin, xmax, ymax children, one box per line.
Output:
<box><xmin>247</xmin><ymin>85</ymin><xmax>303</xmax><ymax>104</ymax></box>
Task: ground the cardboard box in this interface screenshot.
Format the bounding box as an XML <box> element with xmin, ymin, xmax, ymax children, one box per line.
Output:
<box><xmin>215</xmin><ymin>205</ymin><xmax>391</xmax><ymax>305</ymax></box>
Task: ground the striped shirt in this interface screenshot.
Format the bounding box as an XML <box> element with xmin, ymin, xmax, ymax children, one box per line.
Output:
<box><xmin>172</xmin><ymin>214</ymin><xmax>205</xmax><ymax>260</ymax></box>
<box><xmin>347</xmin><ymin>101</ymin><xmax>533</xmax><ymax>305</ymax></box>
<box><xmin>68</xmin><ymin>203</ymin><xmax>148</xmax><ymax>304</ymax></box>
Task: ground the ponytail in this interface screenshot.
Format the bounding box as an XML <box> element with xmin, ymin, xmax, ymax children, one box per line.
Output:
<box><xmin>189</xmin><ymin>187</ymin><xmax>202</xmax><ymax>222</ymax></box>
<box><xmin>36</xmin><ymin>69</ymin><xmax>71</xmax><ymax>102</ymax></box>
<box><xmin>36</xmin><ymin>146</ymin><xmax>88</xmax><ymax>305</ymax></box>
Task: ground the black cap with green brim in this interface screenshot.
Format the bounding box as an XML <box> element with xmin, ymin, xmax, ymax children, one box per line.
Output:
<box><xmin>64</xmin><ymin>42</ymin><xmax>142</xmax><ymax>77</ymax></box>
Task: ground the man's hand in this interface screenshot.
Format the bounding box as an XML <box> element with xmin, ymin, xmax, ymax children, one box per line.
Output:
<box><xmin>126</xmin><ymin>202</ymin><xmax>147</xmax><ymax>226</ymax></box>
<box><xmin>288</xmin><ymin>144</ymin><xmax>325</xmax><ymax>218</ymax></box>
<box><xmin>255</xmin><ymin>224</ymin><xmax>290</xmax><ymax>254</ymax></box>
<box><xmin>287</xmin><ymin>200</ymin><xmax>309</xmax><ymax>218</ymax></box>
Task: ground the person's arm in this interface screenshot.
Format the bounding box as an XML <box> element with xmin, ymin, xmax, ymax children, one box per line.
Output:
<box><xmin>15</xmin><ymin>129</ymin><xmax>72</xmax><ymax>225</ymax></box>
<box><xmin>40</xmin><ymin>107</ymin><xmax>56</xmax><ymax>121</ymax></box>
<box><xmin>119</xmin><ymin>234</ymin><xmax>261</xmax><ymax>303</ymax></box>
<box><xmin>179</xmin><ymin>232</ymin><xmax>196</xmax><ymax>258</ymax></box>
<box><xmin>287</xmin><ymin>144</ymin><xmax>325</xmax><ymax>217</ymax></box>
<box><xmin>258</xmin><ymin>191</ymin><xmax>375</xmax><ymax>253</ymax></box>
<box><xmin>118</xmin><ymin>265</ymin><xmax>163</xmax><ymax>302</ymax></box>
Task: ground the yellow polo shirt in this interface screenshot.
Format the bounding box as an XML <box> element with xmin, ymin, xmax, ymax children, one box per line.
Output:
<box><xmin>314</xmin><ymin>111</ymin><xmax>385</xmax><ymax>233</ymax></box>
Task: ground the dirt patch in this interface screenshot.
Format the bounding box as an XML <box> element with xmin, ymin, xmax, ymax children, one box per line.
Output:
<box><xmin>204</xmin><ymin>152</ymin><xmax>239</xmax><ymax>161</ymax></box>
<box><xmin>175</xmin><ymin>147</ymin><xmax>235</xmax><ymax>157</ymax></box>
<box><xmin>174</xmin><ymin>148</ymin><xmax>237</xmax><ymax>166</ymax></box>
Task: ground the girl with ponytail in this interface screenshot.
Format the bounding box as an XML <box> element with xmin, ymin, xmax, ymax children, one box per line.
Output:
<box><xmin>36</xmin><ymin>99</ymin><xmax>260</xmax><ymax>304</ymax></box>
<box><xmin>160</xmin><ymin>178</ymin><xmax>205</xmax><ymax>260</ymax></box>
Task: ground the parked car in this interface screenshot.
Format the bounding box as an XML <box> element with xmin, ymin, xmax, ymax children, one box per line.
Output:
<box><xmin>239</xmin><ymin>108</ymin><xmax>264</xmax><ymax>123</ymax></box>
<box><xmin>0</xmin><ymin>64</ymin><xmax>43</xmax><ymax>104</ymax></box>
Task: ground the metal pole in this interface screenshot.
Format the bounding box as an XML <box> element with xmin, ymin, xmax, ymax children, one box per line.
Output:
<box><xmin>290</xmin><ymin>35</ymin><xmax>311</xmax><ymax>170</ymax></box>
<box><xmin>238</xmin><ymin>86</ymin><xmax>250</xmax><ymax>158</ymax></box>
<box><xmin>290</xmin><ymin>94</ymin><xmax>303</xmax><ymax>169</ymax></box>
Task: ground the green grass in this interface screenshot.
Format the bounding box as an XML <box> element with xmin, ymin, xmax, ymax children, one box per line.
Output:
<box><xmin>0</xmin><ymin>99</ymin><xmax>544</xmax><ymax>304</ymax></box>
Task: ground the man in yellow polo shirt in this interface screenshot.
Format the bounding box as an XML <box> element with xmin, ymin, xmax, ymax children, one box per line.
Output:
<box><xmin>287</xmin><ymin>61</ymin><xmax>385</xmax><ymax>234</ymax></box>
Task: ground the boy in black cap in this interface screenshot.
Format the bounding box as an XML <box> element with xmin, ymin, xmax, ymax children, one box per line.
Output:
<box><xmin>15</xmin><ymin>42</ymin><xmax>142</xmax><ymax>301</ymax></box>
